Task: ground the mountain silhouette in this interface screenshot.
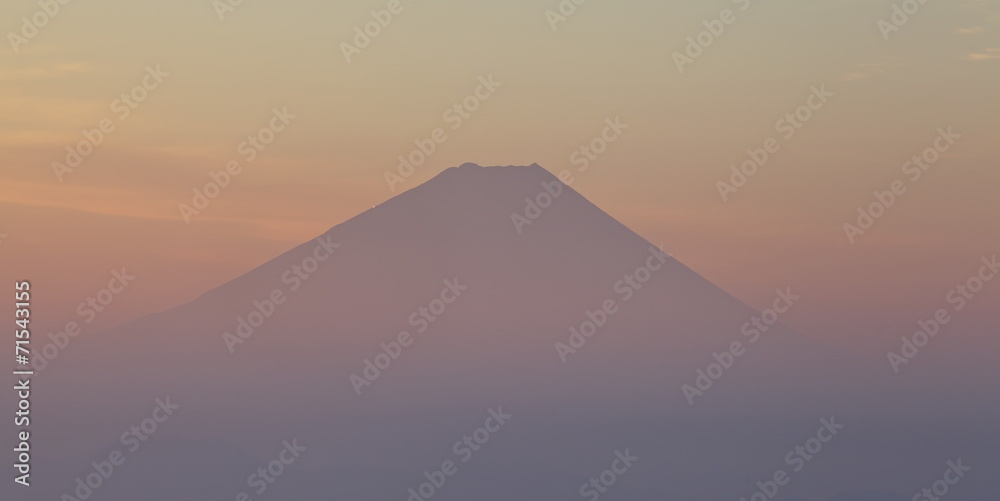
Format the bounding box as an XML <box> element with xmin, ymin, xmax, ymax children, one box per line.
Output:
<box><xmin>19</xmin><ymin>164</ymin><xmax>994</xmax><ymax>501</ymax></box>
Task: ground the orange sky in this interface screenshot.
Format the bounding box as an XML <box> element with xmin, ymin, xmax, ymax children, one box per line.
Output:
<box><xmin>1</xmin><ymin>0</ymin><xmax>998</xmax><ymax>341</ymax></box>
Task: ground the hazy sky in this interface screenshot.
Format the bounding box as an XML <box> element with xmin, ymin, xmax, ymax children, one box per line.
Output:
<box><xmin>1</xmin><ymin>0</ymin><xmax>997</xmax><ymax>340</ymax></box>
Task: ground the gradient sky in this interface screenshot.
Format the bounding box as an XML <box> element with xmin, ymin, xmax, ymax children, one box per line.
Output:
<box><xmin>1</xmin><ymin>0</ymin><xmax>998</xmax><ymax>342</ymax></box>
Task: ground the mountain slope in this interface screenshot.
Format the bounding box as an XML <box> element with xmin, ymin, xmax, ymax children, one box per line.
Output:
<box><xmin>27</xmin><ymin>163</ymin><xmax>879</xmax><ymax>501</ymax></box>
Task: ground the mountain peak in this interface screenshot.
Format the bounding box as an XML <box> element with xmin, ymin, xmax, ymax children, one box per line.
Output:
<box><xmin>453</xmin><ymin>162</ymin><xmax>545</xmax><ymax>170</ymax></box>
<box><xmin>380</xmin><ymin>163</ymin><xmax>566</xmax><ymax>223</ymax></box>
<box><xmin>444</xmin><ymin>162</ymin><xmax>548</xmax><ymax>173</ymax></box>
<box><xmin>432</xmin><ymin>162</ymin><xmax>554</xmax><ymax>185</ymax></box>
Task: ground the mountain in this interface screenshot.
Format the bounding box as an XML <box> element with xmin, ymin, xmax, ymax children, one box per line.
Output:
<box><xmin>16</xmin><ymin>164</ymin><xmax>996</xmax><ymax>500</ymax></box>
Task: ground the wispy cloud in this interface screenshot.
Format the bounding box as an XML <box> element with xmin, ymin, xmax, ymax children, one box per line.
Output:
<box><xmin>963</xmin><ymin>47</ymin><xmax>1000</xmax><ymax>61</ymax></box>
<box><xmin>841</xmin><ymin>62</ymin><xmax>903</xmax><ymax>82</ymax></box>
<box><xmin>957</xmin><ymin>27</ymin><xmax>985</xmax><ymax>35</ymax></box>
<box><xmin>0</xmin><ymin>61</ymin><xmax>92</xmax><ymax>82</ymax></box>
